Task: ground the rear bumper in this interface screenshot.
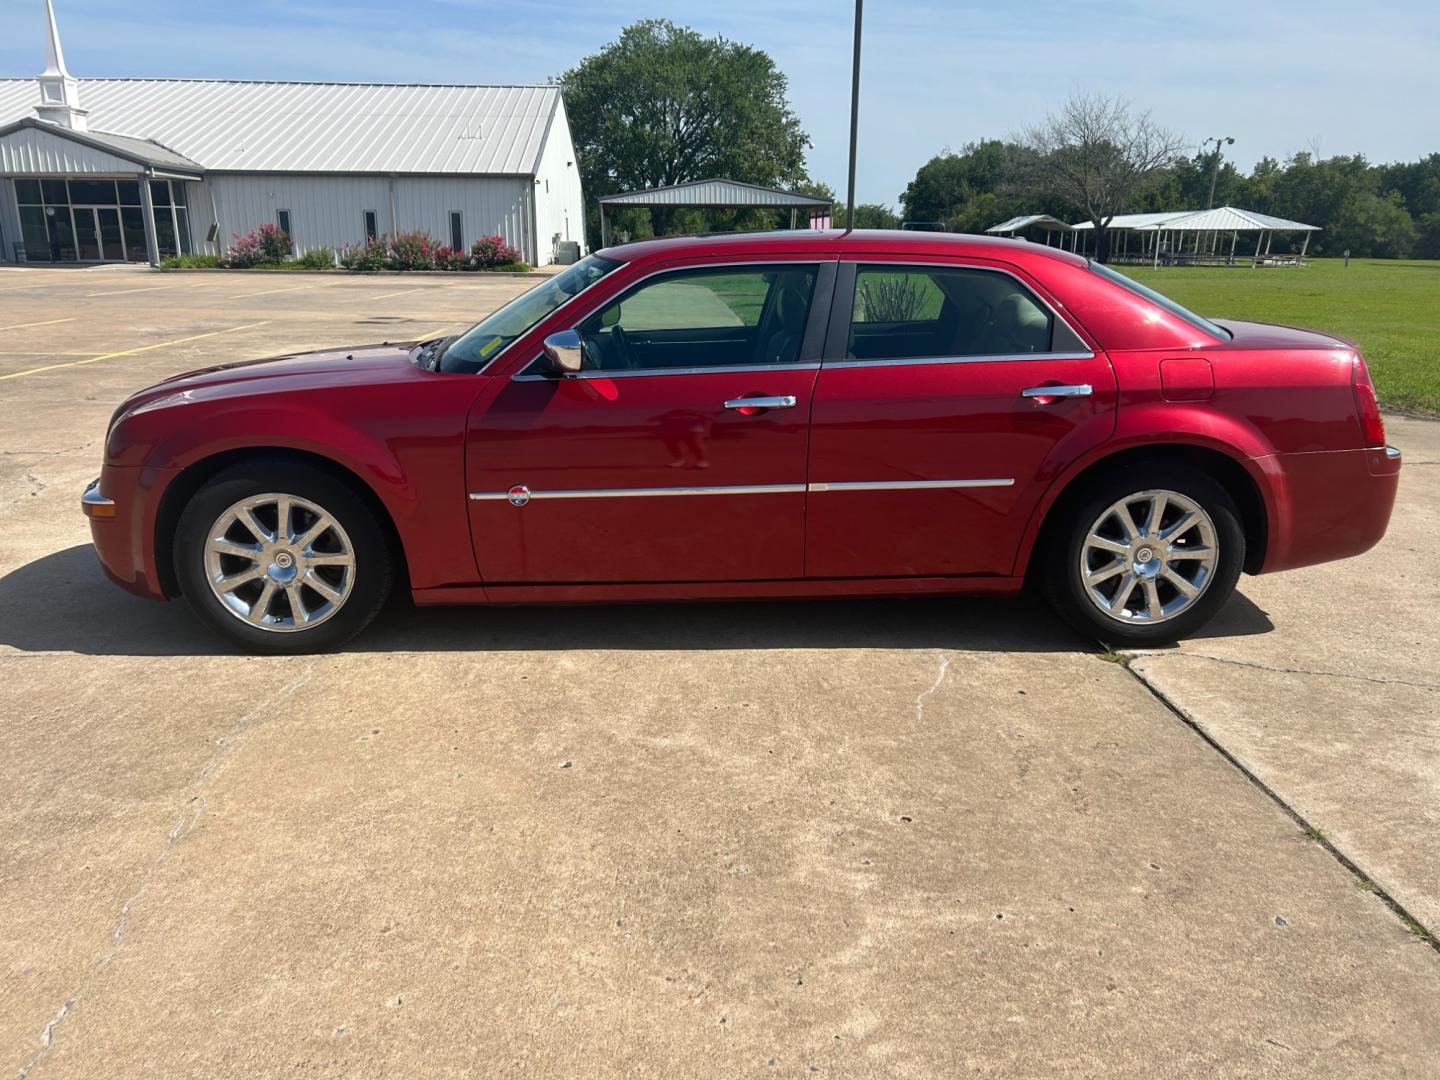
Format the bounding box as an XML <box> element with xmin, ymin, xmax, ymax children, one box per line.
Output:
<box><xmin>84</xmin><ymin>465</ymin><xmax>179</xmax><ymax>600</ymax></box>
<box><xmin>1259</xmin><ymin>445</ymin><xmax>1400</xmax><ymax>574</ymax></box>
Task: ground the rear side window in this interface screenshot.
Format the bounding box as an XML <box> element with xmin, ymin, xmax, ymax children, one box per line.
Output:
<box><xmin>1088</xmin><ymin>261</ymin><xmax>1229</xmax><ymax>340</ymax></box>
<box><xmin>577</xmin><ymin>265</ymin><xmax>819</xmax><ymax>371</ymax></box>
<box><xmin>847</xmin><ymin>266</ymin><xmax>1065</xmax><ymax>361</ymax></box>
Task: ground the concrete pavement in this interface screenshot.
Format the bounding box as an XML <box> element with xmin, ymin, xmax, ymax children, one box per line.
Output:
<box><xmin>1</xmin><ymin>268</ymin><xmax>1437</xmax><ymax>1078</ymax></box>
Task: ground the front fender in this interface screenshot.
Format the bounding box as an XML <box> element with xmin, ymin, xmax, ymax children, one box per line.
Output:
<box><xmin>112</xmin><ymin>389</ymin><xmax>481</xmax><ymax>591</ymax></box>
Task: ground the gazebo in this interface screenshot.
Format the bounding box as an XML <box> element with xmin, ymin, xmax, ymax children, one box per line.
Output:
<box><xmin>1137</xmin><ymin>207</ymin><xmax>1321</xmax><ymax>267</ymax></box>
<box><xmin>597</xmin><ymin>180</ymin><xmax>831</xmax><ymax>246</ymax></box>
<box><xmin>984</xmin><ymin>214</ymin><xmax>1072</xmax><ymax>246</ymax></box>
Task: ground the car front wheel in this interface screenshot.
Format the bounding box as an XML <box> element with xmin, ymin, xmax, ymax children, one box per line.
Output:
<box><xmin>174</xmin><ymin>462</ymin><xmax>394</xmax><ymax>652</ymax></box>
<box><xmin>1042</xmin><ymin>465</ymin><xmax>1245</xmax><ymax>645</ymax></box>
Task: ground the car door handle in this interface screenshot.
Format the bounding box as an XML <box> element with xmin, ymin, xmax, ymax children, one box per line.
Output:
<box><xmin>724</xmin><ymin>395</ymin><xmax>797</xmax><ymax>411</ymax></box>
<box><xmin>1021</xmin><ymin>384</ymin><xmax>1092</xmax><ymax>400</ymax></box>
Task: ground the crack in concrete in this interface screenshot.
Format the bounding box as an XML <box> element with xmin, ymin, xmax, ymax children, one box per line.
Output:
<box><xmin>1131</xmin><ymin>650</ymin><xmax>1439</xmax><ymax>693</ymax></box>
<box><xmin>915</xmin><ymin>654</ymin><xmax>952</xmax><ymax>724</ymax></box>
<box><xmin>11</xmin><ymin>659</ymin><xmax>317</xmax><ymax>1079</ymax></box>
<box><xmin>1115</xmin><ymin>656</ymin><xmax>1439</xmax><ymax>955</ymax></box>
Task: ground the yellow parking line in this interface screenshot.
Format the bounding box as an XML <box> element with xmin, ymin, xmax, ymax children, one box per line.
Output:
<box><xmin>368</xmin><ymin>288</ymin><xmax>423</xmax><ymax>300</ymax></box>
<box><xmin>0</xmin><ymin>321</ymin><xmax>270</xmax><ymax>382</ymax></box>
<box><xmin>0</xmin><ymin>316</ymin><xmax>76</xmax><ymax>331</ymax></box>
<box><xmin>414</xmin><ymin>326</ymin><xmax>452</xmax><ymax>339</ymax></box>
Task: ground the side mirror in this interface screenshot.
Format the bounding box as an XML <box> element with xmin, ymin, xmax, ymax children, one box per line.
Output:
<box><xmin>541</xmin><ymin>330</ymin><xmax>584</xmax><ymax>374</ymax></box>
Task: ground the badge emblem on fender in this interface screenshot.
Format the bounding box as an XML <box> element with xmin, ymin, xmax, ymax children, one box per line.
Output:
<box><xmin>507</xmin><ymin>485</ymin><xmax>531</xmax><ymax>507</ymax></box>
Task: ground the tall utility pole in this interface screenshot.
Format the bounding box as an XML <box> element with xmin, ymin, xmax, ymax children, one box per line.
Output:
<box><xmin>1204</xmin><ymin>135</ymin><xmax>1234</xmax><ymax>209</ymax></box>
<box><xmin>844</xmin><ymin>0</ymin><xmax>863</xmax><ymax>231</ymax></box>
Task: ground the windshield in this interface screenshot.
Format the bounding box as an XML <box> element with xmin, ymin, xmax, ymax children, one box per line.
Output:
<box><xmin>1088</xmin><ymin>261</ymin><xmax>1231</xmax><ymax>341</ymax></box>
<box><xmin>438</xmin><ymin>254</ymin><xmax>622</xmax><ymax>373</ymax></box>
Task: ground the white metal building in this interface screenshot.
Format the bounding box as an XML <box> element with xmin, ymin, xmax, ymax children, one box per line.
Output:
<box><xmin>0</xmin><ymin>1</ymin><xmax>585</xmax><ymax>266</ymax></box>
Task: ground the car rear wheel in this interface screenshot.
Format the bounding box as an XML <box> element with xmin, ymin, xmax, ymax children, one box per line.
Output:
<box><xmin>1041</xmin><ymin>464</ymin><xmax>1245</xmax><ymax>645</ymax></box>
<box><xmin>175</xmin><ymin>462</ymin><xmax>393</xmax><ymax>652</ymax></box>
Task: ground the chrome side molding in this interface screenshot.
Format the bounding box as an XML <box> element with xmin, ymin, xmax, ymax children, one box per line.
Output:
<box><xmin>469</xmin><ymin>478</ymin><xmax>1015</xmax><ymax>502</ymax></box>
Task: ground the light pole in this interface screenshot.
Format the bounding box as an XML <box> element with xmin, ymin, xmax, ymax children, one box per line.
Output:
<box><xmin>1204</xmin><ymin>135</ymin><xmax>1234</xmax><ymax>209</ymax></box>
<box><xmin>844</xmin><ymin>0</ymin><xmax>863</xmax><ymax>231</ymax></box>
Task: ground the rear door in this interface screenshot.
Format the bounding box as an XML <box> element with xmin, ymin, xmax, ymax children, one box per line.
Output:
<box><xmin>805</xmin><ymin>258</ymin><xmax>1117</xmax><ymax>579</ymax></box>
<box><xmin>466</xmin><ymin>258</ymin><xmax>833</xmax><ymax>583</ymax></box>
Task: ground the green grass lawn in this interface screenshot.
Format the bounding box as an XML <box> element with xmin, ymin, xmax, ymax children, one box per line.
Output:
<box><xmin>1126</xmin><ymin>259</ymin><xmax>1440</xmax><ymax>415</ymax></box>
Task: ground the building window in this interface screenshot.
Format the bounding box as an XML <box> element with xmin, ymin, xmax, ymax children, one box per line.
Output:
<box><xmin>12</xmin><ymin>176</ymin><xmax>177</xmax><ymax>262</ymax></box>
<box><xmin>276</xmin><ymin>209</ymin><xmax>292</xmax><ymax>246</ymax></box>
<box><xmin>449</xmin><ymin>211</ymin><xmax>463</xmax><ymax>252</ymax></box>
<box><xmin>364</xmin><ymin>210</ymin><xmax>378</xmax><ymax>243</ymax></box>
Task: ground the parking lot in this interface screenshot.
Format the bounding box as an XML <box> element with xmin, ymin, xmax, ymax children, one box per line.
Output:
<box><xmin>2</xmin><ymin>266</ymin><xmax>1437</xmax><ymax>1077</ymax></box>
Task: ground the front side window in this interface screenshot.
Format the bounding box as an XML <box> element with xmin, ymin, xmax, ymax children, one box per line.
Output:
<box><xmin>439</xmin><ymin>253</ymin><xmax>621</xmax><ymax>373</ymax></box>
<box><xmin>847</xmin><ymin>265</ymin><xmax>1057</xmax><ymax>361</ymax></box>
<box><xmin>575</xmin><ymin>265</ymin><xmax>818</xmax><ymax>372</ymax></box>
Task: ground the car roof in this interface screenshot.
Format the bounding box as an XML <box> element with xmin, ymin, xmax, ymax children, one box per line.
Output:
<box><xmin>598</xmin><ymin>229</ymin><xmax>1091</xmax><ymax>270</ymax></box>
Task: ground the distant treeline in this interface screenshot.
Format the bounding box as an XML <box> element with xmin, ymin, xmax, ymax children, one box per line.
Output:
<box><xmin>875</xmin><ymin>142</ymin><xmax>1440</xmax><ymax>259</ymax></box>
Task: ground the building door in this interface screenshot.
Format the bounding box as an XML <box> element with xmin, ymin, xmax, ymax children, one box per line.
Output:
<box><xmin>68</xmin><ymin>207</ymin><xmax>126</xmax><ymax>262</ymax></box>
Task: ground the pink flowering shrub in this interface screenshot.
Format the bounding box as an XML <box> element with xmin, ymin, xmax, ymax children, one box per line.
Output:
<box><xmin>222</xmin><ymin>223</ymin><xmax>290</xmax><ymax>267</ymax></box>
<box><xmin>469</xmin><ymin>234</ymin><xmax>522</xmax><ymax>268</ymax></box>
<box><xmin>433</xmin><ymin>244</ymin><xmax>470</xmax><ymax>271</ymax></box>
<box><xmin>387</xmin><ymin>231</ymin><xmax>437</xmax><ymax>271</ymax></box>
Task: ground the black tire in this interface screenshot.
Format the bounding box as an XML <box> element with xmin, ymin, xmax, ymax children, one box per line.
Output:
<box><xmin>174</xmin><ymin>460</ymin><xmax>394</xmax><ymax>653</ymax></box>
<box><xmin>1039</xmin><ymin>462</ymin><xmax>1245</xmax><ymax>645</ymax></box>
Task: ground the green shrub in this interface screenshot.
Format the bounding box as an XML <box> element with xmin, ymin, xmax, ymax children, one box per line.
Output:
<box><xmin>339</xmin><ymin>238</ymin><xmax>388</xmax><ymax>271</ymax></box>
<box><xmin>159</xmin><ymin>254</ymin><xmax>221</xmax><ymax>270</ymax></box>
<box><xmin>482</xmin><ymin>262</ymin><xmax>533</xmax><ymax>273</ymax></box>
<box><xmin>299</xmin><ymin>247</ymin><xmax>335</xmax><ymax>269</ymax></box>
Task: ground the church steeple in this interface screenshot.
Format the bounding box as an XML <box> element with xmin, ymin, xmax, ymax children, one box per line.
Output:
<box><xmin>35</xmin><ymin>0</ymin><xmax>88</xmax><ymax>131</ymax></box>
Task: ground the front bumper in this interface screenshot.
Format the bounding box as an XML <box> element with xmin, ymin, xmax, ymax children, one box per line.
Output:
<box><xmin>1259</xmin><ymin>445</ymin><xmax>1401</xmax><ymax>574</ymax></box>
<box><xmin>83</xmin><ymin>465</ymin><xmax>178</xmax><ymax>601</ymax></box>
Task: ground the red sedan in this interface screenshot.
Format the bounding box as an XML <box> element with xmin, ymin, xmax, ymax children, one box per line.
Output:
<box><xmin>84</xmin><ymin>231</ymin><xmax>1401</xmax><ymax>652</ymax></box>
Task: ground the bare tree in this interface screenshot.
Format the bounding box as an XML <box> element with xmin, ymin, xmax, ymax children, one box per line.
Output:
<box><xmin>1018</xmin><ymin>93</ymin><xmax>1187</xmax><ymax>262</ymax></box>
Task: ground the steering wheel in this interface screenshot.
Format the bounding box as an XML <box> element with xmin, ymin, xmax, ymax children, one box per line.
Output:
<box><xmin>611</xmin><ymin>324</ymin><xmax>640</xmax><ymax>370</ymax></box>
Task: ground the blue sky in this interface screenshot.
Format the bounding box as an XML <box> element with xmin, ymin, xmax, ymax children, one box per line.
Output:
<box><xmin>4</xmin><ymin>0</ymin><xmax>1437</xmax><ymax>206</ymax></box>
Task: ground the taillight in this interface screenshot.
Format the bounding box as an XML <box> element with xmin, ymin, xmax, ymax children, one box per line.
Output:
<box><xmin>1351</xmin><ymin>356</ymin><xmax>1386</xmax><ymax>448</ymax></box>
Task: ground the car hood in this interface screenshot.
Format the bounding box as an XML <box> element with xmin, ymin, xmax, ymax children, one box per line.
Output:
<box><xmin>112</xmin><ymin>341</ymin><xmax>427</xmax><ymax>423</ymax></box>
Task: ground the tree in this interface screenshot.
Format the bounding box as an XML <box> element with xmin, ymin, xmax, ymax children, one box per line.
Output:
<box><xmin>1017</xmin><ymin>93</ymin><xmax>1187</xmax><ymax>262</ymax></box>
<box><xmin>832</xmin><ymin>202</ymin><xmax>900</xmax><ymax>229</ymax></box>
<box><xmin>900</xmin><ymin>141</ymin><xmax>1028</xmax><ymax>229</ymax></box>
<box><xmin>557</xmin><ymin>20</ymin><xmax>811</xmax><ymax>246</ymax></box>
<box><xmin>1329</xmin><ymin>191</ymin><xmax>1417</xmax><ymax>258</ymax></box>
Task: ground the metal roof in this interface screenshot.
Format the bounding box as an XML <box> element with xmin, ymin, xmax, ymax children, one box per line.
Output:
<box><xmin>599</xmin><ymin>180</ymin><xmax>832</xmax><ymax>209</ymax></box>
<box><xmin>985</xmin><ymin>214</ymin><xmax>1072</xmax><ymax>233</ymax></box>
<box><xmin>1134</xmin><ymin>206</ymin><xmax>1321</xmax><ymax>232</ymax></box>
<box><xmin>0</xmin><ymin>116</ymin><xmax>202</xmax><ymax>173</ymax></box>
<box><xmin>1069</xmin><ymin>211</ymin><xmax>1196</xmax><ymax>231</ymax></box>
<box><xmin>0</xmin><ymin>79</ymin><xmax>560</xmax><ymax>175</ymax></box>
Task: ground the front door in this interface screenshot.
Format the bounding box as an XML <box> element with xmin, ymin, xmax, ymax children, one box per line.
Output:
<box><xmin>806</xmin><ymin>260</ymin><xmax>1118</xmax><ymax>579</ymax></box>
<box><xmin>466</xmin><ymin>259</ymin><xmax>831</xmax><ymax>583</ymax></box>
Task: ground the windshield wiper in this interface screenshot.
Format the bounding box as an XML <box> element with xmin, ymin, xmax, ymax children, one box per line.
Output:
<box><xmin>429</xmin><ymin>334</ymin><xmax>458</xmax><ymax>371</ymax></box>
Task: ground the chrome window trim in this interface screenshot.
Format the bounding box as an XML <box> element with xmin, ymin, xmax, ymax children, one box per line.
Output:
<box><xmin>469</xmin><ymin>478</ymin><xmax>1014</xmax><ymax>501</ymax></box>
<box><xmin>832</xmin><ymin>258</ymin><xmax>1094</xmax><ymax>366</ymax></box>
<box><xmin>825</xmin><ymin>351</ymin><xmax>1095</xmax><ymax>370</ymax></box>
<box><xmin>808</xmin><ymin>478</ymin><xmax>1014</xmax><ymax>492</ymax></box>
<box><xmin>512</xmin><ymin>361</ymin><xmax>821</xmax><ymax>382</ymax></box>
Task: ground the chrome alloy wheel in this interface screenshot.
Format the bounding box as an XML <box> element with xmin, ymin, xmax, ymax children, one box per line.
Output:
<box><xmin>202</xmin><ymin>493</ymin><xmax>356</xmax><ymax>632</ymax></box>
<box><xmin>1079</xmin><ymin>489</ymin><xmax>1219</xmax><ymax>625</ymax></box>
